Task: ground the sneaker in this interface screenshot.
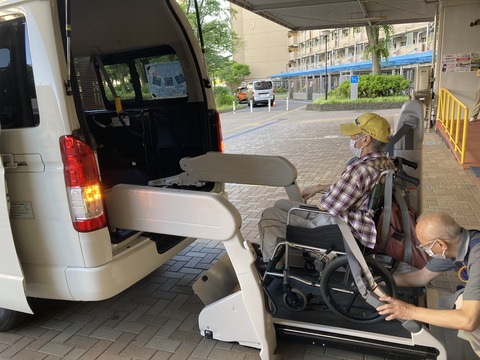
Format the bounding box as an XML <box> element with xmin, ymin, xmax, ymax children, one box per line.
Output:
<box><xmin>470</xmin><ymin>117</ymin><xmax>478</xmax><ymax>122</ymax></box>
<box><xmin>251</xmin><ymin>242</ymin><xmax>263</xmax><ymax>257</ymax></box>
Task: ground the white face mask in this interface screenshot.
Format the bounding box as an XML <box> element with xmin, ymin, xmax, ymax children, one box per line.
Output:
<box><xmin>349</xmin><ymin>135</ymin><xmax>366</xmax><ymax>157</ymax></box>
<box><xmin>424</xmin><ymin>240</ymin><xmax>447</xmax><ymax>260</ymax></box>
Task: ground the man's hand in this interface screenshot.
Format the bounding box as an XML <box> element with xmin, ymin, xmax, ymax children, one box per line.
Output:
<box><xmin>377</xmin><ymin>296</ymin><xmax>416</xmax><ymax>321</ymax></box>
<box><xmin>302</xmin><ymin>184</ymin><xmax>329</xmax><ymax>201</ymax></box>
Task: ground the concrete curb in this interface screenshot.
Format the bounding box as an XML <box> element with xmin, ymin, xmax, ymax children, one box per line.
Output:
<box><xmin>306</xmin><ymin>102</ymin><xmax>405</xmax><ymax>111</ymax></box>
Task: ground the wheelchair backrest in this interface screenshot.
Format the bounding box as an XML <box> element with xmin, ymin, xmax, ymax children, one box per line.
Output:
<box><xmin>367</xmin><ymin>175</ymin><xmax>388</xmax><ymax>214</ymax></box>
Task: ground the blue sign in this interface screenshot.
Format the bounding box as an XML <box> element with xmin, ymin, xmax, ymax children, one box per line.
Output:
<box><xmin>350</xmin><ymin>75</ymin><xmax>358</xmax><ymax>100</ymax></box>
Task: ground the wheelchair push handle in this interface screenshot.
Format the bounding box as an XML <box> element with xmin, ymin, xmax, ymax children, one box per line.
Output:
<box><xmin>393</xmin><ymin>157</ymin><xmax>418</xmax><ymax>170</ymax></box>
<box><xmin>396</xmin><ymin>171</ymin><xmax>420</xmax><ymax>187</ymax></box>
<box><xmin>399</xmin><ymin>158</ymin><xmax>418</xmax><ymax>170</ymax></box>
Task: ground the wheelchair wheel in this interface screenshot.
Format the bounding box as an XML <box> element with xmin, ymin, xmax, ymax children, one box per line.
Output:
<box><xmin>283</xmin><ymin>288</ymin><xmax>307</xmax><ymax>312</ymax></box>
<box><xmin>320</xmin><ymin>256</ymin><xmax>397</xmax><ymax>324</ymax></box>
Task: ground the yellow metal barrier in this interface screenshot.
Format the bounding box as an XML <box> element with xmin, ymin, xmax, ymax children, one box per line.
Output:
<box><xmin>437</xmin><ymin>88</ymin><xmax>470</xmax><ymax>163</ymax></box>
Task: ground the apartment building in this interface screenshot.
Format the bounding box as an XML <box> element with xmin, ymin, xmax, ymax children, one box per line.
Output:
<box><xmin>230</xmin><ymin>4</ymin><xmax>289</xmax><ymax>80</ymax></box>
<box><xmin>289</xmin><ymin>23</ymin><xmax>433</xmax><ymax>72</ymax></box>
<box><xmin>231</xmin><ymin>4</ymin><xmax>434</xmax><ymax>79</ymax></box>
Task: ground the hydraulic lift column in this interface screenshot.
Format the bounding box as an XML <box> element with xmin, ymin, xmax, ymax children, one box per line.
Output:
<box><xmin>385</xmin><ymin>100</ymin><xmax>424</xmax><ymax>212</ymax></box>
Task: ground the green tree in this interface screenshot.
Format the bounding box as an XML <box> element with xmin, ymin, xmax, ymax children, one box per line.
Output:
<box><xmin>364</xmin><ymin>25</ymin><xmax>394</xmax><ymax>75</ymax></box>
<box><xmin>178</xmin><ymin>0</ymin><xmax>243</xmax><ymax>83</ymax></box>
<box><xmin>218</xmin><ymin>61</ymin><xmax>250</xmax><ymax>90</ymax></box>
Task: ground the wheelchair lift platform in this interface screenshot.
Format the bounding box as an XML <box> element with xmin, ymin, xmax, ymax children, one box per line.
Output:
<box><xmin>193</xmin><ymin>251</ymin><xmax>446</xmax><ymax>360</ymax></box>
<box><xmin>123</xmin><ymin>150</ymin><xmax>444</xmax><ymax>359</ymax></box>
<box><xmin>134</xmin><ymin>148</ymin><xmax>446</xmax><ymax>359</ymax></box>
<box><xmin>270</xmin><ymin>278</ymin><xmax>442</xmax><ymax>359</ymax></box>
<box><xmin>108</xmin><ymin>152</ymin><xmax>445</xmax><ymax>359</ymax></box>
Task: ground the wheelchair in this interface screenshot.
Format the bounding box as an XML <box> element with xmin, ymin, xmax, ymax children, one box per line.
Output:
<box><xmin>261</xmin><ymin>169</ymin><xmax>415</xmax><ymax>325</ymax></box>
<box><xmin>258</xmin><ymin>101</ymin><xmax>425</xmax><ymax>324</ymax></box>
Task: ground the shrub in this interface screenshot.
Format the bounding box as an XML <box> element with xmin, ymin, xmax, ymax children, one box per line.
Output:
<box><xmin>214</xmin><ymin>86</ymin><xmax>236</xmax><ymax>107</ymax></box>
<box><xmin>331</xmin><ymin>81</ymin><xmax>350</xmax><ymax>98</ymax></box>
<box><xmin>311</xmin><ymin>95</ymin><xmax>410</xmax><ymax>105</ymax></box>
<box><xmin>331</xmin><ymin>74</ymin><xmax>411</xmax><ymax>99</ymax></box>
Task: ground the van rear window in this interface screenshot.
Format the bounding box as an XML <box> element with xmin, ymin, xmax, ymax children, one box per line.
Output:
<box><xmin>254</xmin><ymin>81</ymin><xmax>272</xmax><ymax>90</ymax></box>
<box><xmin>0</xmin><ymin>16</ymin><xmax>38</xmax><ymax>129</ymax></box>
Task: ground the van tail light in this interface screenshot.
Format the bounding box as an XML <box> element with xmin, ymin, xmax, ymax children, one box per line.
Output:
<box><xmin>59</xmin><ymin>135</ymin><xmax>107</xmax><ymax>232</ymax></box>
<box><xmin>214</xmin><ymin>110</ymin><xmax>224</xmax><ymax>152</ymax></box>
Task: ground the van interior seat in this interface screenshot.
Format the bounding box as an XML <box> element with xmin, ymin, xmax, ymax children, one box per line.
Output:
<box><xmin>85</xmin><ymin>102</ymin><xmax>208</xmax><ymax>188</ymax></box>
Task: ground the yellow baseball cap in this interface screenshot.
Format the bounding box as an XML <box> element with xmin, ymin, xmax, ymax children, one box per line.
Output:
<box><xmin>340</xmin><ymin>113</ymin><xmax>391</xmax><ymax>143</ymax></box>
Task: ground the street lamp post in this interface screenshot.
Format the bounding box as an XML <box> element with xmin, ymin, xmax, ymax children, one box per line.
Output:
<box><xmin>322</xmin><ymin>31</ymin><xmax>329</xmax><ymax>100</ymax></box>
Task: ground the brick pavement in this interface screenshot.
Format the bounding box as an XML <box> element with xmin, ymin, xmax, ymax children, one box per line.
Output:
<box><xmin>1</xmin><ymin>108</ymin><xmax>480</xmax><ymax>360</ymax></box>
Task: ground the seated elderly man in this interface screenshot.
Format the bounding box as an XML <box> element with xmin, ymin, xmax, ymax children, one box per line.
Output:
<box><xmin>258</xmin><ymin>112</ymin><xmax>396</xmax><ymax>268</ymax></box>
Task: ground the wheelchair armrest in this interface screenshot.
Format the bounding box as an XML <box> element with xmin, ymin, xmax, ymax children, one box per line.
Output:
<box><xmin>299</xmin><ymin>204</ymin><xmax>320</xmax><ymax>210</ymax></box>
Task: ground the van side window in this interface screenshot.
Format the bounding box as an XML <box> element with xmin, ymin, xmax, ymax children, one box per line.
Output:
<box><xmin>0</xmin><ymin>16</ymin><xmax>38</xmax><ymax>129</ymax></box>
<box><xmin>75</xmin><ymin>46</ymin><xmax>187</xmax><ymax>110</ymax></box>
<box><xmin>102</xmin><ymin>63</ymin><xmax>134</xmax><ymax>101</ymax></box>
<box><xmin>140</xmin><ymin>56</ymin><xmax>187</xmax><ymax>100</ymax></box>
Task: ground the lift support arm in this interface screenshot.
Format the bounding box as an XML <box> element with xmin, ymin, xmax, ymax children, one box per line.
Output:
<box><xmin>149</xmin><ymin>152</ymin><xmax>303</xmax><ymax>202</ymax></box>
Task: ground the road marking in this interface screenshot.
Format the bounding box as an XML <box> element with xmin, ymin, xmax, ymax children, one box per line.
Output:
<box><xmin>223</xmin><ymin>105</ymin><xmax>306</xmax><ymax>139</ymax></box>
<box><xmin>224</xmin><ymin>118</ymin><xmax>287</xmax><ymax>141</ymax></box>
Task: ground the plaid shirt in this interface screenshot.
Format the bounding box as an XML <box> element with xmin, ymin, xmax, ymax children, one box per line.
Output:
<box><xmin>319</xmin><ymin>152</ymin><xmax>396</xmax><ymax>248</ymax></box>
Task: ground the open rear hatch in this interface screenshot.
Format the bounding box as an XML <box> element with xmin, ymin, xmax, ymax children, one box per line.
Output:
<box><xmin>64</xmin><ymin>0</ymin><xmax>222</xmax><ymax>245</ymax></box>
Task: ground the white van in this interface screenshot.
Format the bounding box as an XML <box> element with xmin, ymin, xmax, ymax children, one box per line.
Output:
<box><xmin>0</xmin><ymin>0</ymin><xmax>224</xmax><ymax>330</ymax></box>
<box><xmin>247</xmin><ymin>80</ymin><xmax>275</xmax><ymax>107</ymax></box>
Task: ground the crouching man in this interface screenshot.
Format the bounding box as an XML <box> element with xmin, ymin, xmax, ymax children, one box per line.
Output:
<box><xmin>378</xmin><ymin>211</ymin><xmax>480</xmax><ymax>359</ymax></box>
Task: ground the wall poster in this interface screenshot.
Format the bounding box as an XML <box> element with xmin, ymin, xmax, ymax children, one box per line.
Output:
<box><xmin>441</xmin><ymin>52</ymin><xmax>480</xmax><ymax>73</ymax></box>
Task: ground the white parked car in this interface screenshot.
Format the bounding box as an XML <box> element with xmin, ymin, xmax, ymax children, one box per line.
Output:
<box><xmin>247</xmin><ymin>80</ymin><xmax>275</xmax><ymax>107</ymax></box>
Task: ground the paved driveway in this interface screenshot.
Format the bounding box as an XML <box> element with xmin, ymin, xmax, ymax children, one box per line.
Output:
<box><xmin>1</xmin><ymin>106</ymin><xmax>480</xmax><ymax>360</ymax></box>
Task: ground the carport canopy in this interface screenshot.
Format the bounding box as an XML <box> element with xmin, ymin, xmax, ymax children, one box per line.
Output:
<box><xmin>227</xmin><ymin>0</ymin><xmax>438</xmax><ymax>30</ymax></box>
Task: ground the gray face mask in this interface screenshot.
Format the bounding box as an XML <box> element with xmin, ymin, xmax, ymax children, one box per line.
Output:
<box><xmin>424</xmin><ymin>240</ymin><xmax>447</xmax><ymax>260</ymax></box>
<box><xmin>349</xmin><ymin>135</ymin><xmax>366</xmax><ymax>157</ymax></box>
